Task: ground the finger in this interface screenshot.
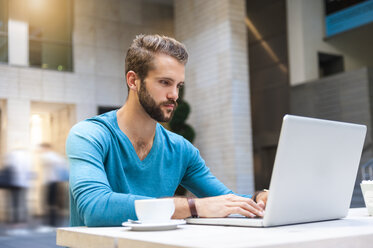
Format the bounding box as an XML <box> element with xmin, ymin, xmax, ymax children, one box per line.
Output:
<box><xmin>257</xmin><ymin>200</ymin><xmax>266</xmax><ymax>210</ymax></box>
<box><xmin>229</xmin><ymin>206</ymin><xmax>257</xmax><ymax>218</ymax></box>
<box><xmin>246</xmin><ymin>198</ymin><xmax>265</xmax><ymax>212</ymax></box>
<box><xmin>252</xmin><ymin>199</ymin><xmax>265</xmax><ymax>211</ymax></box>
<box><xmin>227</xmin><ymin>202</ymin><xmax>264</xmax><ymax>217</ymax></box>
<box><xmin>257</xmin><ymin>191</ymin><xmax>268</xmax><ymax>203</ymax></box>
<box><xmin>230</xmin><ymin>196</ymin><xmax>263</xmax><ymax>212</ymax></box>
<box><xmin>244</xmin><ymin>202</ymin><xmax>265</xmax><ymax>217</ymax></box>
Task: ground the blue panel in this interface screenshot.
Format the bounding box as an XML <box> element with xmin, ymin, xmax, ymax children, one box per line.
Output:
<box><xmin>325</xmin><ymin>0</ymin><xmax>373</xmax><ymax>37</ymax></box>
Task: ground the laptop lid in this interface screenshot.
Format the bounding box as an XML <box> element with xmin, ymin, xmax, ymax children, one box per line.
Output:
<box><xmin>263</xmin><ymin>115</ymin><xmax>366</xmax><ymax>226</ymax></box>
<box><xmin>186</xmin><ymin>115</ymin><xmax>367</xmax><ymax>227</ymax></box>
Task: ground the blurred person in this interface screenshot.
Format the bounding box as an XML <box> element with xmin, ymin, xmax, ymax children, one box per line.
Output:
<box><xmin>39</xmin><ymin>143</ymin><xmax>69</xmax><ymax>227</ymax></box>
<box><xmin>66</xmin><ymin>34</ymin><xmax>268</xmax><ymax>227</ymax></box>
<box><xmin>2</xmin><ymin>147</ymin><xmax>33</xmax><ymax>225</ymax></box>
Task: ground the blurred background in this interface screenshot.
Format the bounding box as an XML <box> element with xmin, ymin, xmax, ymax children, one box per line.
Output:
<box><xmin>0</xmin><ymin>0</ymin><xmax>373</xmax><ymax>246</ymax></box>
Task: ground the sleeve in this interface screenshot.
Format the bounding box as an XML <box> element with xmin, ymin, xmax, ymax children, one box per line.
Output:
<box><xmin>180</xmin><ymin>141</ymin><xmax>251</xmax><ymax>199</ymax></box>
<box><xmin>66</xmin><ymin>122</ymin><xmax>152</xmax><ymax>227</ymax></box>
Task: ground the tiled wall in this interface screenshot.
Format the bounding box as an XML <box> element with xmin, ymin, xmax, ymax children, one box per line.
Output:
<box><xmin>0</xmin><ymin>0</ymin><xmax>174</xmax><ymax>153</ymax></box>
<box><xmin>174</xmin><ymin>0</ymin><xmax>254</xmax><ymax>194</ymax></box>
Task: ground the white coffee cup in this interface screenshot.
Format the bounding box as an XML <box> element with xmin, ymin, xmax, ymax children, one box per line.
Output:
<box><xmin>361</xmin><ymin>180</ymin><xmax>373</xmax><ymax>216</ymax></box>
<box><xmin>135</xmin><ymin>199</ymin><xmax>175</xmax><ymax>223</ymax></box>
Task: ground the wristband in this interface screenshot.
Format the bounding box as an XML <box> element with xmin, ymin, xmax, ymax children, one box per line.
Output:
<box><xmin>252</xmin><ymin>189</ymin><xmax>268</xmax><ymax>203</ymax></box>
<box><xmin>187</xmin><ymin>198</ymin><xmax>198</xmax><ymax>218</ymax></box>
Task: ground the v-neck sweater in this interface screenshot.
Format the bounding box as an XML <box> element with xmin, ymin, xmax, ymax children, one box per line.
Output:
<box><xmin>66</xmin><ymin>110</ymin><xmax>238</xmax><ymax>227</ymax></box>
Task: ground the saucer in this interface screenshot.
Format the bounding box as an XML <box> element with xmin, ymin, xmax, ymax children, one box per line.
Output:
<box><xmin>122</xmin><ymin>219</ymin><xmax>186</xmax><ymax>231</ymax></box>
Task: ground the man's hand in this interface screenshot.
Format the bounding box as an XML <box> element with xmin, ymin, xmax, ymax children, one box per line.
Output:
<box><xmin>255</xmin><ymin>190</ymin><xmax>268</xmax><ymax>210</ymax></box>
<box><xmin>195</xmin><ymin>194</ymin><xmax>265</xmax><ymax>218</ymax></box>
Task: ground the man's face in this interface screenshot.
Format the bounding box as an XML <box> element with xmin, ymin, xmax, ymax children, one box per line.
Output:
<box><xmin>138</xmin><ymin>53</ymin><xmax>185</xmax><ymax>122</ymax></box>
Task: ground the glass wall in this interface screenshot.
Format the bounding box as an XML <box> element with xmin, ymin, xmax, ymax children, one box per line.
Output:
<box><xmin>28</xmin><ymin>0</ymin><xmax>73</xmax><ymax>71</ymax></box>
<box><xmin>0</xmin><ymin>0</ymin><xmax>8</xmax><ymax>63</ymax></box>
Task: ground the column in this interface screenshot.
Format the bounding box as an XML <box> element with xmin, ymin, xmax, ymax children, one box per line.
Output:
<box><xmin>8</xmin><ymin>0</ymin><xmax>28</xmax><ymax>66</ymax></box>
<box><xmin>174</xmin><ymin>0</ymin><xmax>254</xmax><ymax>193</ymax></box>
<box><xmin>6</xmin><ymin>98</ymin><xmax>31</xmax><ymax>151</ymax></box>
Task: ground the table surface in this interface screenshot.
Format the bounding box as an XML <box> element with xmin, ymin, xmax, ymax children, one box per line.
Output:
<box><xmin>57</xmin><ymin>208</ymin><xmax>373</xmax><ymax>248</ymax></box>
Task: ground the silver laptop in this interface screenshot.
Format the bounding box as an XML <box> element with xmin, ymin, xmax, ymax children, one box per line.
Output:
<box><xmin>187</xmin><ymin>115</ymin><xmax>367</xmax><ymax>227</ymax></box>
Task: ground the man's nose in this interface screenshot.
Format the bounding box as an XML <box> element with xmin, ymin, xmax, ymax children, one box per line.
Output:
<box><xmin>167</xmin><ymin>86</ymin><xmax>179</xmax><ymax>101</ymax></box>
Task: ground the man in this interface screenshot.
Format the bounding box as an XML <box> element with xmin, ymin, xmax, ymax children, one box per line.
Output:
<box><xmin>3</xmin><ymin>147</ymin><xmax>32</xmax><ymax>225</ymax></box>
<box><xmin>66</xmin><ymin>34</ymin><xmax>268</xmax><ymax>227</ymax></box>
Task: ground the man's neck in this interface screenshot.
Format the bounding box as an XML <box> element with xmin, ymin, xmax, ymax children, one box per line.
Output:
<box><xmin>117</xmin><ymin>98</ymin><xmax>157</xmax><ymax>160</ymax></box>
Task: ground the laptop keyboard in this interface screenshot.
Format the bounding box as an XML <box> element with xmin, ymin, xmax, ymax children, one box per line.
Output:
<box><xmin>228</xmin><ymin>214</ymin><xmax>263</xmax><ymax>219</ymax></box>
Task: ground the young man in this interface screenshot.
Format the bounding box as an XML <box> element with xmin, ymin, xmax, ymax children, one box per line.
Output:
<box><xmin>66</xmin><ymin>34</ymin><xmax>268</xmax><ymax>227</ymax></box>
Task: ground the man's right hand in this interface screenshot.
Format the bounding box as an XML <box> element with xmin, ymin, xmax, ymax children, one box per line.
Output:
<box><xmin>195</xmin><ymin>194</ymin><xmax>265</xmax><ymax>218</ymax></box>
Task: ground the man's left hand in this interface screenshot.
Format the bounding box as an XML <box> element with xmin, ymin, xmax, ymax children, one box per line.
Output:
<box><xmin>256</xmin><ymin>190</ymin><xmax>268</xmax><ymax>210</ymax></box>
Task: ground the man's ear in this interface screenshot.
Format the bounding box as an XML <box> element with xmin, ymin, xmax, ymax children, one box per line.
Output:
<box><xmin>126</xmin><ymin>71</ymin><xmax>139</xmax><ymax>91</ymax></box>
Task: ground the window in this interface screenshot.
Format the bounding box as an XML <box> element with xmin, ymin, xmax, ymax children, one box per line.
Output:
<box><xmin>28</xmin><ymin>0</ymin><xmax>73</xmax><ymax>71</ymax></box>
<box><xmin>318</xmin><ymin>52</ymin><xmax>344</xmax><ymax>77</ymax></box>
<box><xmin>0</xmin><ymin>0</ymin><xmax>8</xmax><ymax>63</ymax></box>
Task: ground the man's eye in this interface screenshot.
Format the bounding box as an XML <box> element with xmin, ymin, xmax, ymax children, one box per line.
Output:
<box><xmin>160</xmin><ymin>80</ymin><xmax>169</xmax><ymax>85</ymax></box>
<box><xmin>177</xmin><ymin>84</ymin><xmax>184</xmax><ymax>89</ymax></box>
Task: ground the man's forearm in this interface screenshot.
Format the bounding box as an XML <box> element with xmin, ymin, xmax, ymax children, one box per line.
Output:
<box><xmin>172</xmin><ymin>197</ymin><xmax>192</xmax><ymax>219</ymax></box>
<box><xmin>171</xmin><ymin>194</ymin><xmax>265</xmax><ymax>219</ymax></box>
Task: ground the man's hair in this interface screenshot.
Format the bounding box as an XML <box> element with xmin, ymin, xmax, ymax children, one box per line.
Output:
<box><xmin>125</xmin><ymin>34</ymin><xmax>188</xmax><ymax>85</ymax></box>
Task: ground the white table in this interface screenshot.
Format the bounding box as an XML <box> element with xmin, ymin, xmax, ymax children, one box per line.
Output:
<box><xmin>57</xmin><ymin>208</ymin><xmax>373</xmax><ymax>248</ymax></box>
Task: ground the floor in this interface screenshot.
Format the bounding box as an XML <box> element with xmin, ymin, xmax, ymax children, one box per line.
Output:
<box><xmin>0</xmin><ymin>216</ymin><xmax>68</xmax><ymax>248</ymax></box>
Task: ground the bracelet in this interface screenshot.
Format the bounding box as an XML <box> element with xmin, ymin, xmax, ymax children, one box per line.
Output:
<box><xmin>187</xmin><ymin>198</ymin><xmax>198</xmax><ymax>218</ymax></box>
<box><xmin>252</xmin><ymin>189</ymin><xmax>268</xmax><ymax>203</ymax></box>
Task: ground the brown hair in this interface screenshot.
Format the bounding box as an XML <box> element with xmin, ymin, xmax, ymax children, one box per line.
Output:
<box><xmin>125</xmin><ymin>34</ymin><xmax>188</xmax><ymax>85</ymax></box>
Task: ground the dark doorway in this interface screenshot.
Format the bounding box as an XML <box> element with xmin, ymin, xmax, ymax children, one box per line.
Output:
<box><xmin>318</xmin><ymin>52</ymin><xmax>344</xmax><ymax>77</ymax></box>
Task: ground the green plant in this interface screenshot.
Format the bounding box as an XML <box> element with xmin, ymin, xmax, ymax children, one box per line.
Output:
<box><xmin>170</xmin><ymin>87</ymin><xmax>195</xmax><ymax>195</ymax></box>
<box><xmin>169</xmin><ymin>87</ymin><xmax>195</xmax><ymax>143</ymax></box>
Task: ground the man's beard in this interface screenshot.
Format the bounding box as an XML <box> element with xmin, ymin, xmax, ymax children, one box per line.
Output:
<box><xmin>138</xmin><ymin>79</ymin><xmax>177</xmax><ymax>122</ymax></box>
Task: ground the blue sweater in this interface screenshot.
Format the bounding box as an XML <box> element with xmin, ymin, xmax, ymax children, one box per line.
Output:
<box><xmin>66</xmin><ymin>110</ymin><xmax>236</xmax><ymax>227</ymax></box>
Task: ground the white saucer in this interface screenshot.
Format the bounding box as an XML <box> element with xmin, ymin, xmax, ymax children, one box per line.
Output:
<box><xmin>122</xmin><ymin>219</ymin><xmax>186</xmax><ymax>231</ymax></box>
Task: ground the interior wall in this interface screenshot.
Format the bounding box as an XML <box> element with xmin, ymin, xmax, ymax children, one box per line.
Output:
<box><xmin>287</xmin><ymin>0</ymin><xmax>373</xmax><ymax>85</ymax></box>
<box><xmin>247</xmin><ymin>0</ymin><xmax>290</xmax><ymax>190</ymax></box>
<box><xmin>327</xmin><ymin>23</ymin><xmax>373</xmax><ymax>72</ymax></box>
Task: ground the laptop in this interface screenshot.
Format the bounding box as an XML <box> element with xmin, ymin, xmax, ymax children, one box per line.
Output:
<box><xmin>186</xmin><ymin>115</ymin><xmax>367</xmax><ymax>227</ymax></box>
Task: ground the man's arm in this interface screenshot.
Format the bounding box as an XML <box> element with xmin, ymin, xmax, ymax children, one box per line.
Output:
<box><xmin>172</xmin><ymin>194</ymin><xmax>265</xmax><ymax>219</ymax></box>
<box><xmin>176</xmin><ymin>140</ymin><xmax>267</xmax><ymax>218</ymax></box>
